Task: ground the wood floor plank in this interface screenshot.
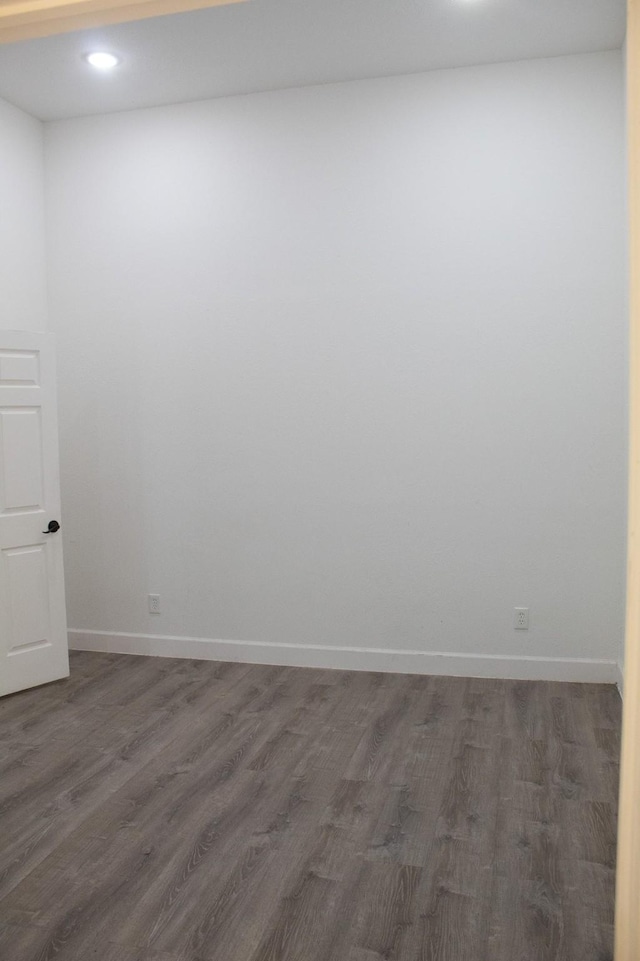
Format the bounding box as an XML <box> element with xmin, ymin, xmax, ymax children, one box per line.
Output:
<box><xmin>155</xmin><ymin>766</ymin><xmax>340</xmax><ymax>960</ymax></box>
<box><xmin>560</xmin><ymin>859</ymin><xmax>615</xmax><ymax>961</ymax></box>
<box><xmin>486</xmin><ymin>874</ymin><xmax>565</xmax><ymax>961</ymax></box>
<box><xmin>249</xmin><ymin>867</ymin><xmax>341</xmax><ymax>961</ymax></box>
<box><xmin>400</xmin><ymin>679</ymin><xmax>507</xmax><ymax>961</ymax></box>
<box><xmin>335</xmin><ymin>861</ymin><xmax>422</xmax><ymax>960</ymax></box>
<box><xmin>0</xmin><ymin>919</ymin><xmax>181</xmax><ymax>961</ymax></box>
<box><xmin>343</xmin><ymin>676</ymin><xmax>415</xmax><ymax>783</ymax></box>
<box><xmin>0</xmin><ymin>652</ymin><xmax>621</xmax><ymax>961</ymax></box>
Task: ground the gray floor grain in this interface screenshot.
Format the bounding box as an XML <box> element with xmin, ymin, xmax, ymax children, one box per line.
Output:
<box><xmin>0</xmin><ymin>652</ymin><xmax>621</xmax><ymax>961</ymax></box>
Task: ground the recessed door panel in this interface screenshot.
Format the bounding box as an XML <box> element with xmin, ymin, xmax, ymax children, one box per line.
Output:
<box><xmin>3</xmin><ymin>544</ymin><xmax>51</xmax><ymax>653</ymax></box>
<box><xmin>0</xmin><ymin>350</ymin><xmax>39</xmax><ymax>385</ymax></box>
<box><xmin>0</xmin><ymin>408</ymin><xmax>44</xmax><ymax>513</ymax></box>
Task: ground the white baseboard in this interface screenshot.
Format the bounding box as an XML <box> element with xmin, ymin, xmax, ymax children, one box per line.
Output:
<box><xmin>616</xmin><ymin>659</ymin><xmax>624</xmax><ymax>697</ymax></box>
<box><xmin>68</xmin><ymin>630</ymin><xmax>619</xmax><ymax>684</ymax></box>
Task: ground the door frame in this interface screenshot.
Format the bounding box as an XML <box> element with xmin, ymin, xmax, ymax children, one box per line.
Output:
<box><xmin>0</xmin><ymin>0</ymin><xmax>246</xmax><ymax>44</ymax></box>
<box><xmin>615</xmin><ymin>0</ymin><xmax>640</xmax><ymax>957</ymax></box>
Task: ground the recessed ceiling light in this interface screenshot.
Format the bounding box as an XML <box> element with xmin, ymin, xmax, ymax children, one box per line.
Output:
<box><xmin>84</xmin><ymin>52</ymin><xmax>121</xmax><ymax>70</ymax></box>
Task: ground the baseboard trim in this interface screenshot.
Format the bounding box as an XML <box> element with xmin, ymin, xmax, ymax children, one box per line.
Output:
<box><xmin>68</xmin><ymin>630</ymin><xmax>619</xmax><ymax>684</ymax></box>
<box><xmin>616</xmin><ymin>659</ymin><xmax>624</xmax><ymax>698</ymax></box>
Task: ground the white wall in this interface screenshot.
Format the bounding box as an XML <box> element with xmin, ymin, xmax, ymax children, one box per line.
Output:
<box><xmin>0</xmin><ymin>96</ymin><xmax>47</xmax><ymax>331</ymax></box>
<box><xmin>45</xmin><ymin>50</ymin><xmax>628</xmax><ymax>679</ymax></box>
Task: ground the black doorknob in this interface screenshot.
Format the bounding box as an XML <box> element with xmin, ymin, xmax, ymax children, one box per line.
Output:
<box><xmin>42</xmin><ymin>520</ymin><xmax>60</xmax><ymax>534</ymax></box>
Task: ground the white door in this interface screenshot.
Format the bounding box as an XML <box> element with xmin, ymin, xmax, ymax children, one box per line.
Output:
<box><xmin>0</xmin><ymin>331</ymin><xmax>69</xmax><ymax>696</ymax></box>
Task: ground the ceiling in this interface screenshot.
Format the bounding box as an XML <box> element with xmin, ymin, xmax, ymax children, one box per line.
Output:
<box><xmin>0</xmin><ymin>0</ymin><xmax>626</xmax><ymax>121</ymax></box>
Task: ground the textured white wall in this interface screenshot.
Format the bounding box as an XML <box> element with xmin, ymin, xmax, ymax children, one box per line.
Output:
<box><xmin>0</xmin><ymin>96</ymin><xmax>47</xmax><ymax>331</ymax></box>
<box><xmin>45</xmin><ymin>51</ymin><xmax>627</xmax><ymax>672</ymax></box>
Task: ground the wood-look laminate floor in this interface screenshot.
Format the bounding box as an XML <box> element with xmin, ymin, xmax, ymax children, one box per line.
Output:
<box><xmin>0</xmin><ymin>652</ymin><xmax>621</xmax><ymax>961</ymax></box>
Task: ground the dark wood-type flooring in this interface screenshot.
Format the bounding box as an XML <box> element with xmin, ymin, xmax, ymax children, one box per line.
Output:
<box><xmin>0</xmin><ymin>651</ymin><xmax>621</xmax><ymax>961</ymax></box>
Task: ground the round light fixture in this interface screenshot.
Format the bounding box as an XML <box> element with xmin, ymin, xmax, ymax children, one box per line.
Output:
<box><xmin>84</xmin><ymin>51</ymin><xmax>121</xmax><ymax>70</ymax></box>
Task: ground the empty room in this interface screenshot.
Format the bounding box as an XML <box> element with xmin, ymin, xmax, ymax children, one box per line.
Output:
<box><xmin>1</xmin><ymin>0</ymin><xmax>639</xmax><ymax>958</ymax></box>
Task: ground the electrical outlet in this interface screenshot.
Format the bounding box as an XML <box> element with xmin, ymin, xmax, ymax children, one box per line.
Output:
<box><xmin>148</xmin><ymin>594</ymin><xmax>161</xmax><ymax>615</ymax></box>
<box><xmin>514</xmin><ymin>607</ymin><xmax>529</xmax><ymax>630</ymax></box>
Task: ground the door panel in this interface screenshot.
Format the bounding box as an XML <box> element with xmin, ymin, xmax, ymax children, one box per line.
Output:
<box><xmin>4</xmin><ymin>544</ymin><xmax>51</xmax><ymax>652</ymax></box>
<box><xmin>0</xmin><ymin>408</ymin><xmax>45</xmax><ymax>510</ymax></box>
<box><xmin>0</xmin><ymin>349</ymin><xmax>39</xmax><ymax>384</ymax></box>
<box><xmin>0</xmin><ymin>331</ymin><xmax>69</xmax><ymax>697</ymax></box>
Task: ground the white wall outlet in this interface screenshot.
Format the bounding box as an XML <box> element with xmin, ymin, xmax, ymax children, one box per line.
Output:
<box><xmin>148</xmin><ymin>594</ymin><xmax>161</xmax><ymax>615</ymax></box>
<box><xmin>514</xmin><ymin>607</ymin><xmax>529</xmax><ymax>630</ymax></box>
